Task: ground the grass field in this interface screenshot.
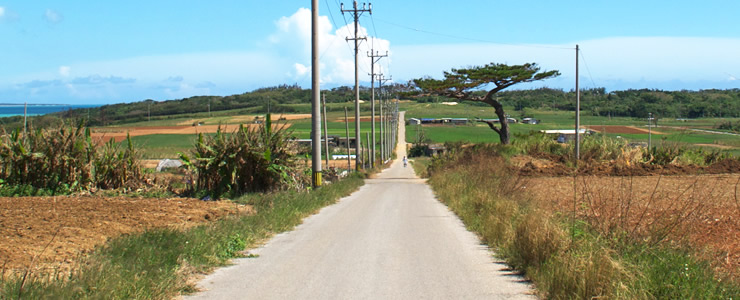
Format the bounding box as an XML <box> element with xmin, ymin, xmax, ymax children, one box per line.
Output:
<box><xmin>102</xmin><ymin>101</ymin><xmax>739</xmax><ymax>158</ymax></box>
<box><xmin>401</xmin><ymin>102</ymin><xmax>740</xmax><ymax>156</ymax></box>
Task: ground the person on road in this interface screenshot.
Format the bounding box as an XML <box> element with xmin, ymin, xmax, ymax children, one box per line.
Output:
<box><xmin>403</xmin><ymin>156</ymin><xmax>408</xmax><ymax>167</ymax></box>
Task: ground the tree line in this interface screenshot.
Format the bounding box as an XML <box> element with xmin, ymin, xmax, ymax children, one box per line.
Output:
<box><xmin>2</xmin><ymin>85</ymin><xmax>738</xmax><ymax>131</ymax></box>
<box><xmin>498</xmin><ymin>87</ymin><xmax>740</xmax><ymax>119</ymax></box>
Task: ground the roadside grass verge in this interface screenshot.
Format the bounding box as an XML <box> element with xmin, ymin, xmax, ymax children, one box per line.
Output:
<box><xmin>0</xmin><ymin>173</ymin><xmax>365</xmax><ymax>299</ymax></box>
<box><xmin>423</xmin><ymin>146</ymin><xmax>739</xmax><ymax>299</ymax></box>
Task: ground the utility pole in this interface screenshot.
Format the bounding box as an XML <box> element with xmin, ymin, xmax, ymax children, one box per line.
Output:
<box><xmin>367</xmin><ymin>50</ymin><xmax>387</xmax><ymax>168</ymax></box>
<box><xmin>574</xmin><ymin>44</ymin><xmax>580</xmax><ymax>163</ymax></box>
<box><xmin>344</xmin><ymin>107</ymin><xmax>351</xmax><ymax>171</ymax></box>
<box><xmin>311</xmin><ymin>0</ymin><xmax>322</xmax><ymax>187</ymax></box>
<box><xmin>378</xmin><ymin>74</ymin><xmax>391</xmax><ymax>161</ymax></box>
<box><xmin>323</xmin><ymin>94</ymin><xmax>330</xmax><ymax>168</ymax></box>
<box><xmin>377</xmin><ymin>74</ymin><xmax>384</xmax><ymax>162</ymax></box>
<box><xmin>23</xmin><ymin>102</ymin><xmax>27</xmax><ymax>136</ymax></box>
<box><xmin>648</xmin><ymin>112</ymin><xmax>652</xmax><ymax>150</ymax></box>
<box><xmin>341</xmin><ymin>0</ymin><xmax>371</xmax><ymax>171</ymax></box>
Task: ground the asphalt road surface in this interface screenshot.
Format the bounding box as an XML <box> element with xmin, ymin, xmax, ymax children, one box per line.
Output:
<box><xmin>187</xmin><ymin>112</ymin><xmax>534</xmax><ymax>299</ymax></box>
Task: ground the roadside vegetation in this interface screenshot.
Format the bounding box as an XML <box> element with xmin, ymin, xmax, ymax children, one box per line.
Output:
<box><xmin>179</xmin><ymin>114</ymin><xmax>305</xmax><ymax>199</ymax></box>
<box><xmin>0</xmin><ymin>122</ymin><xmax>144</xmax><ymax>196</ymax></box>
<box><xmin>417</xmin><ymin>144</ymin><xmax>739</xmax><ymax>299</ymax></box>
<box><xmin>0</xmin><ymin>113</ymin><xmax>370</xmax><ymax>299</ymax></box>
<box><xmin>0</xmin><ymin>172</ymin><xmax>365</xmax><ymax>299</ymax></box>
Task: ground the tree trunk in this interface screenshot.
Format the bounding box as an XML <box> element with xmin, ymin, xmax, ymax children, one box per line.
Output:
<box><xmin>491</xmin><ymin>100</ymin><xmax>510</xmax><ymax>145</ymax></box>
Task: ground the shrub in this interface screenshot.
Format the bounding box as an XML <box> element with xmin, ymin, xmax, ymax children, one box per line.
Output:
<box><xmin>0</xmin><ymin>121</ymin><xmax>143</xmax><ymax>194</ymax></box>
<box><xmin>179</xmin><ymin>114</ymin><xmax>304</xmax><ymax>199</ymax></box>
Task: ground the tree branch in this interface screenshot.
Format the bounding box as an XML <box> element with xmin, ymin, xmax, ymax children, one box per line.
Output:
<box><xmin>476</xmin><ymin>118</ymin><xmax>502</xmax><ymax>134</ymax></box>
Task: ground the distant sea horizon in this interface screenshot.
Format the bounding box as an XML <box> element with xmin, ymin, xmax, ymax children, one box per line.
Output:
<box><xmin>0</xmin><ymin>104</ymin><xmax>101</xmax><ymax>118</ymax></box>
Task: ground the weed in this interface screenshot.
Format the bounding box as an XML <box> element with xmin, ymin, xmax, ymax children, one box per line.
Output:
<box><xmin>0</xmin><ymin>173</ymin><xmax>365</xmax><ymax>299</ymax></box>
<box><xmin>423</xmin><ymin>146</ymin><xmax>739</xmax><ymax>299</ymax></box>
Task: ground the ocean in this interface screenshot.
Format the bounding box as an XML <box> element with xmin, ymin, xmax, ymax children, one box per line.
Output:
<box><xmin>0</xmin><ymin>104</ymin><xmax>100</xmax><ymax>118</ymax></box>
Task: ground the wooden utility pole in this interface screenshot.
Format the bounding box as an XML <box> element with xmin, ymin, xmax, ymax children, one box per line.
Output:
<box><xmin>575</xmin><ymin>44</ymin><xmax>581</xmax><ymax>163</ymax></box>
<box><xmin>311</xmin><ymin>0</ymin><xmax>322</xmax><ymax>187</ymax></box>
<box><xmin>648</xmin><ymin>112</ymin><xmax>652</xmax><ymax>149</ymax></box>
<box><xmin>323</xmin><ymin>94</ymin><xmax>330</xmax><ymax>168</ymax></box>
<box><xmin>366</xmin><ymin>132</ymin><xmax>370</xmax><ymax>169</ymax></box>
<box><xmin>341</xmin><ymin>1</ymin><xmax>371</xmax><ymax>171</ymax></box>
<box><xmin>23</xmin><ymin>102</ymin><xmax>27</xmax><ymax>137</ymax></box>
<box><xmin>344</xmin><ymin>107</ymin><xmax>351</xmax><ymax>171</ymax></box>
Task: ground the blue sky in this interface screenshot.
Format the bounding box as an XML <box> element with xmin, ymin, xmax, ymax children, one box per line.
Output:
<box><xmin>1</xmin><ymin>1</ymin><xmax>738</xmax><ymax>104</ymax></box>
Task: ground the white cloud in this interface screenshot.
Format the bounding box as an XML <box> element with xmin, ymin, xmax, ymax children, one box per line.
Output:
<box><xmin>268</xmin><ymin>8</ymin><xmax>391</xmax><ymax>85</ymax></box>
<box><xmin>7</xmin><ymin>9</ymin><xmax>740</xmax><ymax>104</ymax></box>
<box><xmin>294</xmin><ymin>63</ymin><xmax>309</xmax><ymax>77</ymax></box>
<box><xmin>45</xmin><ymin>9</ymin><xmax>63</xmax><ymax>24</ymax></box>
<box><xmin>59</xmin><ymin>66</ymin><xmax>71</xmax><ymax>77</ymax></box>
<box><xmin>392</xmin><ymin>37</ymin><xmax>740</xmax><ymax>91</ymax></box>
<box><xmin>0</xmin><ymin>7</ymin><xmax>5</xmax><ymax>18</ymax></box>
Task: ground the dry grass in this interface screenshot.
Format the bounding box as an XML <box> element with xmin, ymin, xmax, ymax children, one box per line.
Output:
<box><xmin>526</xmin><ymin>174</ymin><xmax>740</xmax><ymax>277</ymax></box>
<box><xmin>425</xmin><ymin>144</ymin><xmax>739</xmax><ymax>298</ymax></box>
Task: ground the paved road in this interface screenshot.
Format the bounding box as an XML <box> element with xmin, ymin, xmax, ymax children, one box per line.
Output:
<box><xmin>187</xmin><ymin>112</ymin><xmax>534</xmax><ymax>299</ymax></box>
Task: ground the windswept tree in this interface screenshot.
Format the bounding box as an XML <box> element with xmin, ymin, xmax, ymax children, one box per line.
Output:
<box><xmin>414</xmin><ymin>63</ymin><xmax>559</xmax><ymax>144</ymax></box>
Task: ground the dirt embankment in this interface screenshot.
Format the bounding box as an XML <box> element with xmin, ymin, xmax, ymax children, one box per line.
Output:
<box><xmin>0</xmin><ymin>196</ymin><xmax>251</xmax><ymax>275</ymax></box>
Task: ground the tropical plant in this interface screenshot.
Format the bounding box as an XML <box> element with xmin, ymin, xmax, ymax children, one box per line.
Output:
<box><xmin>0</xmin><ymin>121</ymin><xmax>143</xmax><ymax>195</ymax></box>
<box><xmin>179</xmin><ymin>114</ymin><xmax>303</xmax><ymax>199</ymax></box>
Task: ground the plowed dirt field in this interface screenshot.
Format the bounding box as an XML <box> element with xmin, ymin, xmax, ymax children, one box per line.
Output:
<box><xmin>0</xmin><ymin>196</ymin><xmax>251</xmax><ymax>275</ymax></box>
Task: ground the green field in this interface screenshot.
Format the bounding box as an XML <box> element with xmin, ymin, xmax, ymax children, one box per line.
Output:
<box><xmin>105</xmin><ymin>101</ymin><xmax>739</xmax><ymax>159</ymax></box>
<box><xmin>401</xmin><ymin>102</ymin><xmax>740</xmax><ymax>156</ymax></box>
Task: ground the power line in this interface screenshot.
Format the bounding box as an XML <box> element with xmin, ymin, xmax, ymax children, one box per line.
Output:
<box><xmin>579</xmin><ymin>49</ymin><xmax>599</xmax><ymax>90</ymax></box>
<box><xmin>325</xmin><ymin>0</ymin><xmax>355</xmax><ymax>55</ymax></box>
<box><xmin>370</xmin><ymin>16</ymin><xmax>573</xmax><ymax>51</ymax></box>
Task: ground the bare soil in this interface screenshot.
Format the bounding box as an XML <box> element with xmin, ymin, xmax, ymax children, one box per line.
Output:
<box><xmin>0</xmin><ymin>196</ymin><xmax>251</xmax><ymax>275</ymax></box>
<box><xmin>90</xmin><ymin>123</ymin><xmax>290</xmax><ymax>143</ymax></box>
<box><xmin>587</xmin><ymin>125</ymin><xmax>664</xmax><ymax>135</ymax></box>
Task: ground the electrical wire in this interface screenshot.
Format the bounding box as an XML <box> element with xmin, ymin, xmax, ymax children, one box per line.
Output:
<box><xmin>370</xmin><ymin>16</ymin><xmax>573</xmax><ymax>51</ymax></box>
<box><xmin>579</xmin><ymin>49</ymin><xmax>599</xmax><ymax>90</ymax></box>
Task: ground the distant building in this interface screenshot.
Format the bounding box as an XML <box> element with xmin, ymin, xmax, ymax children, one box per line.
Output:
<box><xmin>479</xmin><ymin>118</ymin><xmax>517</xmax><ymax>124</ymax></box>
<box><xmin>540</xmin><ymin>129</ymin><xmax>592</xmax><ymax>143</ymax></box>
<box><xmin>522</xmin><ymin>118</ymin><xmax>539</xmax><ymax>124</ymax></box>
<box><xmin>407</xmin><ymin>118</ymin><xmax>421</xmax><ymax>125</ymax></box>
<box><xmin>424</xmin><ymin>144</ymin><xmax>447</xmax><ymax>156</ymax></box>
<box><xmin>448</xmin><ymin>118</ymin><xmax>468</xmax><ymax>125</ymax></box>
<box><xmin>336</xmin><ymin>137</ymin><xmax>357</xmax><ymax>148</ymax></box>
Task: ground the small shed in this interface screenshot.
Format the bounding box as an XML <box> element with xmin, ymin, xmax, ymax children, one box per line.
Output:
<box><xmin>425</xmin><ymin>144</ymin><xmax>447</xmax><ymax>156</ymax></box>
<box><xmin>336</xmin><ymin>137</ymin><xmax>357</xmax><ymax>148</ymax></box>
<box><xmin>522</xmin><ymin>118</ymin><xmax>539</xmax><ymax>124</ymax></box>
<box><xmin>407</xmin><ymin>118</ymin><xmax>421</xmax><ymax>125</ymax></box>
<box><xmin>449</xmin><ymin>118</ymin><xmax>468</xmax><ymax>125</ymax></box>
<box><xmin>540</xmin><ymin>129</ymin><xmax>592</xmax><ymax>143</ymax></box>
